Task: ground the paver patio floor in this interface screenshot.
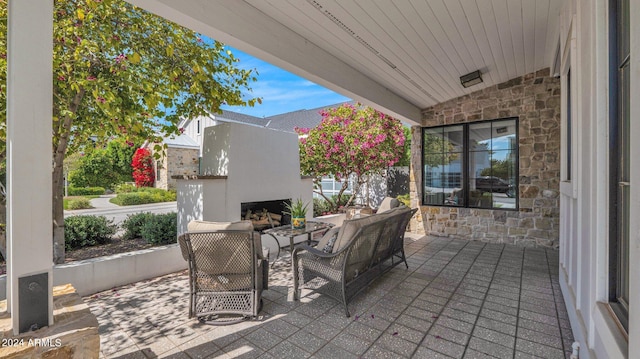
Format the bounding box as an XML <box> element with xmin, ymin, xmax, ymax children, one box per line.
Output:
<box><xmin>86</xmin><ymin>234</ymin><xmax>574</xmax><ymax>359</ymax></box>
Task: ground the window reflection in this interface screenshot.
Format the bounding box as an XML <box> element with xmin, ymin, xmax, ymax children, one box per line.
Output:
<box><xmin>423</xmin><ymin>118</ymin><xmax>518</xmax><ymax>209</ymax></box>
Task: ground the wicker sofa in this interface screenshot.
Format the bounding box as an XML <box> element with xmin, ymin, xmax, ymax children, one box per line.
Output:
<box><xmin>292</xmin><ymin>205</ymin><xmax>417</xmax><ymax>317</ymax></box>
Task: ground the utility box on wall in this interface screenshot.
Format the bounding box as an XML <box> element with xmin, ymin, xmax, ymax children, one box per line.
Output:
<box><xmin>19</xmin><ymin>272</ymin><xmax>48</xmax><ymax>333</ymax></box>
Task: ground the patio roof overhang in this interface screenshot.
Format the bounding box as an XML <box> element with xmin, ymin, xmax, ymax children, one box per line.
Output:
<box><xmin>126</xmin><ymin>0</ymin><xmax>562</xmax><ymax>125</ymax></box>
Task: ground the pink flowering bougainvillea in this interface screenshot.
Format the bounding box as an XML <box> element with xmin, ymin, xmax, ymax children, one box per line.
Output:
<box><xmin>296</xmin><ymin>103</ymin><xmax>405</xmax><ymax>211</ymax></box>
<box><xmin>131</xmin><ymin>148</ymin><xmax>155</xmax><ymax>187</ymax></box>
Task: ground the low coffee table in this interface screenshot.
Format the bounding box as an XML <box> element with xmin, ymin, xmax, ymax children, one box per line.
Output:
<box><xmin>263</xmin><ymin>221</ymin><xmax>334</xmax><ymax>267</ymax></box>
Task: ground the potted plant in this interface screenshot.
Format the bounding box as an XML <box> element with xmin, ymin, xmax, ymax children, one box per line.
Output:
<box><xmin>285</xmin><ymin>198</ymin><xmax>309</xmax><ymax>229</ymax></box>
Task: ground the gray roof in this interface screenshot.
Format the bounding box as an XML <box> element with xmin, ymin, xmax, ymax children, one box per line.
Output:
<box><xmin>164</xmin><ymin>133</ymin><xmax>200</xmax><ymax>149</ymax></box>
<box><xmin>177</xmin><ymin>102</ymin><xmax>355</xmax><ymax>135</ymax></box>
<box><xmin>264</xmin><ymin>101</ymin><xmax>353</xmax><ymax>133</ymax></box>
<box><xmin>218</xmin><ymin>110</ymin><xmax>268</xmax><ymax>127</ymax></box>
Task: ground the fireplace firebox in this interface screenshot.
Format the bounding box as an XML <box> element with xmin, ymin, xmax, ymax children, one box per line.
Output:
<box><xmin>241</xmin><ymin>199</ymin><xmax>291</xmax><ymax>231</ymax></box>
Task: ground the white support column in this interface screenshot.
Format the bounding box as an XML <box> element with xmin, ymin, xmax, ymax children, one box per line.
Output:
<box><xmin>6</xmin><ymin>0</ymin><xmax>54</xmax><ymax>334</ymax></box>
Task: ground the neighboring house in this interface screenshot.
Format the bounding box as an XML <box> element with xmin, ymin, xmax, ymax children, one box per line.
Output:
<box><xmin>179</xmin><ymin>110</ymin><xmax>268</xmax><ymax>155</ymax></box>
<box><xmin>152</xmin><ymin>134</ymin><xmax>199</xmax><ymax>190</ymax></box>
<box><xmin>153</xmin><ymin>110</ymin><xmax>267</xmax><ymax>189</ymax></box>
<box><xmin>157</xmin><ymin>102</ymin><xmax>392</xmax><ymax>204</ymax></box>
<box><xmin>263</xmin><ymin>102</ymin><xmax>354</xmax><ymax>132</ymax></box>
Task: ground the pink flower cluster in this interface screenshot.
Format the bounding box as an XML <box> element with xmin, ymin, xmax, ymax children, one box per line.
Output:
<box><xmin>297</xmin><ymin>103</ymin><xmax>406</xmax><ymax>182</ymax></box>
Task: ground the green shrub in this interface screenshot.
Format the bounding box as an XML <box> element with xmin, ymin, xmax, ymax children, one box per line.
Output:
<box><xmin>313</xmin><ymin>197</ymin><xmax>332</xmax><ymax>217</ymax></box>
<box><xmin>140</xmin><ymin>212</ymin><xmax>177</xmax><ymax>244</ymax></box>
<box><xmin>65</xmin><ymin>215</ymin><xmax>116</xmax><ymax>251</ymax></box>
<box><xmin>115</xmin><ymin>183</ymin><xmax>137</xmax><ymax>193</ymax></box>
<box><xmin>111</xmin><ymin>192</ymin><xmax>151</xmax><ymax>205</ymax></box>
<box><xmin>110</xmin><ymin>188</ymin><xmax>176</xmax><ymax>206</ymax></box>
<box><xmin>397</xmin><ymin>194</ymin><xmax>410</xmax><ymax>207</ymax></box>
<box><xmin>121</xmin><ymin>212</ymin><xmax>155</xmax><ymax>240</ymax></box>
<box><xmin>68</xmin><ymin>186</ymin><xmax>105</xmax><ymax>196</ymax></box>
<box><xmin>312</xmin><ymin>194</ymin><xmax>352</xmax><ymax>216</ymax></box>
<box><xmin>67</xmin><ymin>198</ymin><xmax>93</xmax><ymax>210</ymax></box>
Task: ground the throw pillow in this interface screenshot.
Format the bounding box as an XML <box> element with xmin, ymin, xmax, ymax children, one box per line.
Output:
<box><xmin>322</xmin><ymin>231</ymin><xmax>339</xmax><ymax>253</ymax></box>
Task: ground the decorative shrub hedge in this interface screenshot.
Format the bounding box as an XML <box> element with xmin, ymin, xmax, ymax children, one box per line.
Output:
<box><xmin>140</xmin><ymin>212</ymin><xmax>177</xmax><ymax>244</ymax></box>
<box><xmin>67</xmin><ymin>197</ymin><xmax>93</xmax><ymax>210</ymax></box>
<box><xmin>68</xmin><ymin>186</ymin><xmax>105</xmax><ymax>196</ymax></box>
<box><xmin>115</xmin><ymin>183</ymin><xmax>137</xmax><ymax>193</ymax></box>
<box><xmin>110</xmin><ymin>188</ymin><xmax>176</xmax><ymax>206</ymax></box>
<box><xmin>121</xmin><ymin>212</ymin><xmax>155</xmax><ymax>240</ymax></box>
<box><xmin>64</xmin><ymin>215</ymin><xmax>116</xmax><ymax>251</ymax></box>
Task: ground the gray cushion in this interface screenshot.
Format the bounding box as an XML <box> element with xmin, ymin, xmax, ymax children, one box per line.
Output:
<box><xmin>332</xmin><ymin>214</ymin><xmax>379</xmax><ymax>253</ymax></box>
<box><xmin>377</xmin><ymin>197</ymin><xmax>400</xmax><ymax>213</ymax></box>
<box><xmin>188</xmin><ymin>220</ymin><xmax>253</xmax><ymax>232</ymax></box>
<box><xmin>187</xmin><ymin>220</ymin><xmax>265</xmax><ymax>259</ymax></box>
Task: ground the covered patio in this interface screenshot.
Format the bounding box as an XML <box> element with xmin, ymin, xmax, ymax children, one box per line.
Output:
<box><xmin>4</xmin><ymin>0</ymin><xmax>638</xmax><ymax>358</ymax></box>
<box><xmin>89</xmin><ymin>235</ymin><xmax>573</xmax><ymax>358</ymax></box>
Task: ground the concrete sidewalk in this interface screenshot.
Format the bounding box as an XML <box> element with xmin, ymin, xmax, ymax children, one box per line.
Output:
<box><xmin>88</xmin><ymin>194</ymin><xmax>119</xmax><ymax>209</ymax></box>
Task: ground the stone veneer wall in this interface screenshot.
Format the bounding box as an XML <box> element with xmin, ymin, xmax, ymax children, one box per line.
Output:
<box><xmin>0</xmin><ymin>284</ymin><xmax>99</xmax><ymax>358</ymax></box>
<box><xmin>409</xmin><ymin>68</ymin><xmax>561</xmax><ymax>247</ymax></box>
<box><xmin>155</xmin><ymin>147</ymin><xmax>199</xmax><ymax>190</ymax></box>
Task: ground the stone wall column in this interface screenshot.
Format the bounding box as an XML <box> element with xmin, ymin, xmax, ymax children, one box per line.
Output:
<box><xmin>415</xmin><ymin>69</ymin><xmax>561</xmax><ymax>247</ymax></box>
<box><xmin>6</xmin><ymin>0</ymin><xmax>54</xmax><ymax>334</ymax></box>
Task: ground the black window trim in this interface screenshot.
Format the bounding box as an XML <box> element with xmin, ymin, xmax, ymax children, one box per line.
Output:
<box><xmin>607</xmin><ymin>0</ymin><xmax>629</xmax><ymax>333</ymax></box>
<box><xmin>421</xmin><ymin>117</ymin><xmax>520</xmax><ymax>211</ymax></box>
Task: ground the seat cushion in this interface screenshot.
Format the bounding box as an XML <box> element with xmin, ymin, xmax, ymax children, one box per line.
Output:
<box><xmin>188</xmin><ymin>220</ymin><xmax>253</xmax><ymax>232</ymax></box>
<box><xmin>187</xmin><ymin>220</ymin><xmax>265</xmax><ymax>259</ymax></box>
<box><xmin>332</xmin><ymin>214</ymin><xmax>379</xmax><ymax>253</ymax></box>
<box><xmin>377</xmin><ymin>197</ymin><xmax>400</xmax><ymax>213</ymax></box>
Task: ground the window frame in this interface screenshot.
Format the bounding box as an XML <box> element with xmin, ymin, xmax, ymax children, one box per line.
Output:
<box><xmin>560</xmin><ymin>17</ymin><xmax>578</xmax><ymax>199</ymax></box>
<box><xmin>608</xmin><ymin>0</ymin><xmax>630</xmax><ymax>333</ymax></box>
<box><xmin>421</xmin><ymin>117</ymin><xmax>519</xmax><ymax>210</ymax></box>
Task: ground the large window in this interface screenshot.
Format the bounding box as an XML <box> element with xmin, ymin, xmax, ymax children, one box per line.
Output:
<box><xmin>422</xmin><ymin>118</ymin><xmax>518</xmax><ymax>210</ymax></box>
<box><xmin>608</xmin><ymin>0</ymin><xmax>629</xmax><ymax>332</ymax></box>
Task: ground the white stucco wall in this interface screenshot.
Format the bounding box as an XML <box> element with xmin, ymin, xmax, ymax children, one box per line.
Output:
<box><xmin>177</xmin><ymin>123</ymin><xmax>313</xmax><ymax>234</ymax></box>
<box><xmin>559</xmin><ymin>1</ymin><xmax>638</xmax><ymax>358</ymax></box>
<box><xmin>52</xmin><ymin>245</ymin><xmax>186</xmax><ymax>296</ymax></box>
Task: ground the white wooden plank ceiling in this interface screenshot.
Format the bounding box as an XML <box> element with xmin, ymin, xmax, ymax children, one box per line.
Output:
<box><xmin>244</xmin><ymin>0</ymin><xmax>561</xmax><ymax>109</ymax></box>
<box><xmin>125</xmin><ymin>0</ymin><xmax>561</xmax><ymax>123</ymax></box>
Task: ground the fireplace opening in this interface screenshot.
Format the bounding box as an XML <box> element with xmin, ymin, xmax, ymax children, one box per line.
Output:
<box><xmin>241</xmin><ymin>199</ymin><xmax>291</xmax><ymax>231</ymax></box>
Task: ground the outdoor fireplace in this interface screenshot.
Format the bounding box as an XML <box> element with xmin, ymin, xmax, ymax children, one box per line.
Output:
<box><xmin>175</xmin><ymin>122</ymin><xmax>313</xmax><ymax>234</ymax></box>
<box><xmin>241</xmin><ymin>199</ymin><xmax>291</xmax><ymax>231</ymax></box>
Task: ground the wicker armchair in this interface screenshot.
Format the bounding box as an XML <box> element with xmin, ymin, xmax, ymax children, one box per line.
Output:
<box><xmin>178</xmin><ymin>222</ymin><xmax>268</xmax><ymax>325</ymax></box>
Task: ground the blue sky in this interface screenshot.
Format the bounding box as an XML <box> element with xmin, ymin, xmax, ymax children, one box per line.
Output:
<box><xmin>220</xmin><ymin>46</ymin><xmax>351</xmax><ymax>118</ymax></box>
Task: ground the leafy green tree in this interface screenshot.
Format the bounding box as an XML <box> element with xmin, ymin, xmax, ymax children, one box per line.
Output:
<box><xmin>106</xmin><ymin>139</ymin><xmax>138</xmax><ymax>184</ymax></box>
<box><xmin>422</xmin><ymin>132</ymin><xmax>460</xmax><ymax>168</ymax></box>
<box><xmin>296</xmin><ymin>103</ymin><xmax>405</xmax><ymax>211</ymax></box>
<box><xmin>68</xmin><ymin>139</ymin><xmax>137</xmax><ymax>189</ymax></box>
<box><xmin>0</xmin><ymin>0</ymin><xmax>259</xmax><ymax>262</ymax></box>
<box><xmin>69</xmin><ymin>148</ymin><xmax>120</xmax><ymax>189</ymax></box>
<box><xmin>480</xmin><ymin>158</ymin><xmax>515</xmax><ymax>180</ymax></box>
<box><xmin>396</xmin><ymin>126</ymin><xmax>412</xmax><ymax>167</ymax></box>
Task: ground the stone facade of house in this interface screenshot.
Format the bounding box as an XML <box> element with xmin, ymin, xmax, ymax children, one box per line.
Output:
<box><xmin>155</xmin><ymin>147</ymin><xmax>199</xmax><ymax>190</ymax></box>
<box><xmin>409</xmin><ymin>68</ymin><xmax>561</xmax><ymax>247</ymax></box>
